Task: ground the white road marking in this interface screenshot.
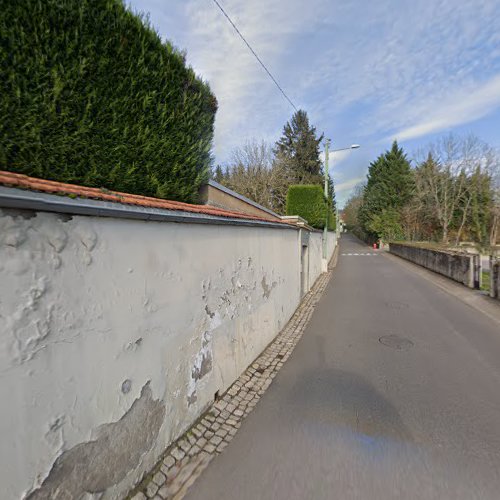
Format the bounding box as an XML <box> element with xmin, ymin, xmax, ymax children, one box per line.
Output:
<box><xmin>341</xmin><ymin>253</ymin><xmax>379</xmax><ymax>256</ymax></box>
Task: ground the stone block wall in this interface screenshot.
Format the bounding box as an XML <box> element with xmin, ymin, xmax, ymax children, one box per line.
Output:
<box><xmin>491</xmin><ymin>257</ymin><xmax>500</xmax><ymax>299</ymax></box>
<box><xmin>389</xmin><ymin>243</ymin><xmax>475</xmax><ymax>288</ymax></box>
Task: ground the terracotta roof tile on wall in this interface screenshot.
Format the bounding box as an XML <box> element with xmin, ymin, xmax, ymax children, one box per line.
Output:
<box><xmin>0</xmin><ymin>170</ymin><xmax>292</xmax><ymax>225</ymax></box>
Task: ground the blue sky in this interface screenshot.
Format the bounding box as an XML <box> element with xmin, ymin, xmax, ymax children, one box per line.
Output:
<box><xmin>129</xmin><ymin>0</ymin><xmax>500</xmax><ymax>206</ymax></box>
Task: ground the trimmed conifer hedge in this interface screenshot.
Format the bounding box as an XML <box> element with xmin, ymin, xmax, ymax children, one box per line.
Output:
<box><xmin>0</xmin><ymin>0</ymin><xmax>217</xmax><ymax>202</ymax></box>
<box><xmin>286</xmin><ymin>184</ymin><xmax>336</xmax><ymax>230</ymax></box>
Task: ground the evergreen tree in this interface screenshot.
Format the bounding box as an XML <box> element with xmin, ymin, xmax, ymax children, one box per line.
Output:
<box><xmin>274</xmin><ymin>110</ymin><xmax>324</xmax><ymax>182</ymax></box>
<box><xmin>359</xmin><ymin>141</ymin><xmax>414</xmax><ymax>238</ymax></box>
<box><xmin>213</xmin><ymin>165</ymin><xmax>225</xmax><ymax>183</ymax></box>
<box><xmin>1</xmin><ymin>0</ymin><xmax>217</xmax><ymax>203</ymax></box>
<box><xmin>328</xmin><ymin>177</ymin><xmax>336</xmax><ymax>211</ymax></box>
<box><xmin>468</xmin><ymin>167</ymin><xmax>493</xmax><ymax>245</ymax></box>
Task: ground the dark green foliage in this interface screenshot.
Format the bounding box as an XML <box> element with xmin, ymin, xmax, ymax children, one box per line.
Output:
<box><xmin>275</xmin><ymin>110</ymin><xmax>324</xmax><ymax>182</ymax></box>
<box><xmin>366</xmin><ymin>208</ymin><xmax>404</xmax><ymax>241</ymax></box>
<box><xmin>328</xmin><ymin>176</ymin><xmax>336</xmax><ymax>212</ymax></box>
<box><xmin>0</xmin><ymin>0</ymin><xmax>217</xmax><ymax>202</ymax></box>
<box><xmin>286</xmin><ymin>184</ymin><xmax>334</xmax><ymax>230</ymax></box>
<box><xmin>467</xmin><ymin>167</ymin><xmax>493</xmax><ymax>245</ymax></box>
<box><xmin>359</xmin><ymin>141</ymin><xmax>414</xmax><ymax>238</ymax></box>
<box><xmin>349</xmin><ymin>135</ymin><xmax>498</xmax><ymax>247</ymax></box>
<box><xmin>327</xmin><ymin>205</ymin><xmax>336</xmax><ymax>231</ymax></box>
<box><xmin>212</xmin><ymin>165</ymin><xmax>225</xmax><ymax>183</ymax></box>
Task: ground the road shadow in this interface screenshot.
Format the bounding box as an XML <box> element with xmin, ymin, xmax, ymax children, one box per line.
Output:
<box><xmin>284</xmin><ymin>367</ymin><xmax>412</xmax><ymax>443</ymax></box>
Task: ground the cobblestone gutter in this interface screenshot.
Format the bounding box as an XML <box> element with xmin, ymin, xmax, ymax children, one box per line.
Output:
<box><xmin>127</xmin><ymin>249</ymin><xmax>338</xmax><ymax>500</ymax></box>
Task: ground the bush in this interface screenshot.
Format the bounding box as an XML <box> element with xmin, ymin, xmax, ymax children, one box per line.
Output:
<box><xmin>0</xmin><ymin>0</ymin><xmax>217</xmax><ymax>202</ymax></box>
<box><xmin>327</xmin><ymin>209</ymin><xmax>336</xmax><ymax>231</ymax></box>
<box><xmin>286</xmin><ymin>184</ymin><xmax>335</xmax><ymax>230</ymax></box>
<box><xmin>367</xmin><ymin>208</ymin><xmax>404</xmax><ymax>241</ymax></box>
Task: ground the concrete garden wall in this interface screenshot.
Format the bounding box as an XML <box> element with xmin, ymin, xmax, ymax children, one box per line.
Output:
<box><xmin>0</xmin><ymin>198</ymin><xmax>336</xmax><ymax>499</ymax></box>
<box><xmin>308</xmin><ymin>231</ymin><xmax>323</xmax><ymax>290</ymax></box>
<box><xmin>389</xmin><ymin>243</ymin><xmax>475</xmax><ymax>288</ymax></box>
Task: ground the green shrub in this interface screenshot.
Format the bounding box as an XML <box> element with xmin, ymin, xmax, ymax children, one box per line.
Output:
<box><xmin>367</xmin><ymin>208</ymin><xmax>404</xmax><ymax>241</ymax></box>
<box><xmin>286</xmin><ymin>184</ymin><xmax>333</xmax><ymax>230</ymax></box>
<box><xmin>0</xmin><ymin>0</ymin><xmax>217</xmax><ymax>202</ymax></box>
<box><xmin>327</xmin><ymin>208</ymin><xmax>336</xmax><ymax>231</ymax></box>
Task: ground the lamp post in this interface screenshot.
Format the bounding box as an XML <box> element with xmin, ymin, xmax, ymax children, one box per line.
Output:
<box><xmin>322</xmin><ymin>139</ymin><xmax>331</xmax><ymax>260</ymax></box>
<box><xmin>323</xmin><ymin>142</ymin><xmax>360</xmax><ymax>258</ymax></box>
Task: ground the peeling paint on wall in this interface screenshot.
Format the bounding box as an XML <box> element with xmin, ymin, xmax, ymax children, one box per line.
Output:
<box><xmin>261</xmin><ymin>275</ymin><xmax>277</xmax><ymax>299</ymax></box>
<box><xmin>26</xmin><ymin>382</ymin><xmax>164</xmax><ymax>499</ymax></box>
<box><xmin>185</xmin><ymin>256</ymin><xmax>286</xmax><ymax>409</ymax></box>
<box><xmin>0</xmin><ymin>208</ymin><xmax>312</xmax><ymax>499</ymax></box>
<box><xmin>0</xmin><ymin>210</ymin><xmax>99</xmax><ymax>371</ymax></box>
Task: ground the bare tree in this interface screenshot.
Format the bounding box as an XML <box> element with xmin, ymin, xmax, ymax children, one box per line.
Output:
<box><xmin>221</xmin><ymin>140</ymin><xmax>294</xmax><ymax>214</ymax></box>
<box><xmin>489</xmin><ymin>151</ymin><xmax>500</xmax><ymax>246</ymax></box>
<box><xmin>342</xmin><ymin>182</ymin><xmax>365</xmax><ymax>230</ymax></box>
<box><xmin>415</xmin><ymin>134</ymin><xmax>496</xmax><ymax>244</ymax></box>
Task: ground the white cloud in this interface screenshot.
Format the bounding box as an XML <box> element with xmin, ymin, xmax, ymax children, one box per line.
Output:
<box><xmin>335</xmin><ymin>177</ymin><xmax>365</xmax><ymax>193</ymax></box>
<box><xmin>303</xmin><ymin>0</ymin><xmax>500</xmax><ymax>141</ymax></box>
<box><xmin>130</xmin><ymin>0</ymin><xmax>500</xmax><ymax>161</ymax></box>
<box><xmin>331</xmin><ymin>149</ymin><xmax>354</xmax><ymax>164</ymax></box>
<box><xmin>180</xmin><ymin>0</ymin><xmax>328</xmax><ymax>159</ymax></box>
<box><xmin>388</xmin><ymin>74</ymin><xmax>500</xmax><ymax>141</ymax></box>
<box><xmin>319</xmin><ymin>148</ymin><xmax>355</xmax><ymax>173</ymax></box>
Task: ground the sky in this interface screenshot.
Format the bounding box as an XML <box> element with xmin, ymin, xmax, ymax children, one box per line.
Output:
<box><xmin>128</xmin><ymin>0</ymin><xmax>500</xmax><ymax>207</ymax></box>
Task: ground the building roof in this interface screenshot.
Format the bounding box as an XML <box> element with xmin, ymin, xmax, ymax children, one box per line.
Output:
<box><xmin>206</xmin><ymin>180</ymin><xmax>281</xmax><ymax>219</ymax></box>
<box><xmin>0</xmin><ymin>171</ymin><xmax>292</xmax><ymax>226</ymax></box>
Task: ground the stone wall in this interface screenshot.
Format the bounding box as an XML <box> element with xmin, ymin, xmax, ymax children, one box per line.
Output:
<box><xmin>389</xmin><ymin>243</ymin><xmax>475</xmax><ymax>288</ymax></box>
<box><xmin>0</xmin><ymin>202</ymin><xmax>335</xmax><ymax>499</ymax></box>
<box><xmin>491</xmin><ymin>257</ymin><xmax>500</xmax><ymax>300</ymax></box>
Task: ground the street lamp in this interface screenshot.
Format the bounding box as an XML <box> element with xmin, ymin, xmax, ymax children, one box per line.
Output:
<box><xmin>323</xmin><ymin>142</ymin><xmax>360</xmax><ymax>259</ymax></box>
<box><xmin>333</xmin><ymin>144</ymin><xmax>360</xmax><ymax>152</ymax></box>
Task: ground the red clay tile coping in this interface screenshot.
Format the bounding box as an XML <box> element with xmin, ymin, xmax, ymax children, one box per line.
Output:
<box><xmin>0</xmin><ymin>170</ymin><xmax>292</xmax><ymax>226</ymax></box>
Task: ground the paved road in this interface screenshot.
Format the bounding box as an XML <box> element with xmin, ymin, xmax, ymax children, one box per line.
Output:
<box><xmin>185</xmin><ymin>233</ymin><xmax>500</xmax><ymax>500</ymax></box>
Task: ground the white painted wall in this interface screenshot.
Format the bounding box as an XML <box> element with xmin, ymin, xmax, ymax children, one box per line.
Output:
<box><xmin>0</xmin><ymin>207</ymin><xmax>336</xmax><ymax>499</ymax></box>
<box><xmin>297</xmin><ymin>230</ymin><xmax>336</xmax><ymax>297</ymax></box>
<box><xmin>308</xmin><ymin>232</ymin><xmax>323</xmax><ymax>291</ymax></box>
<box><xmin>327</xmin><ymin>231</ymin><xmax>337</xmax><ymax>261</ymax></box>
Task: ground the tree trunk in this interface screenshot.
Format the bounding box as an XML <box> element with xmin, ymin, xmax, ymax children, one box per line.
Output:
<box><xmin>442</xmin><ymin>225</ymin><xmax>448</xmax><ymax>244</ymax></box>
<box><xmin>491</xmin><ymin>212</ymin><xmax>499</xmax><ymax>247</ymax></box>
<box><xmin>455</xmin><ymin>197</ymin><xmax>471</xmax><ymax>245</ymax></box>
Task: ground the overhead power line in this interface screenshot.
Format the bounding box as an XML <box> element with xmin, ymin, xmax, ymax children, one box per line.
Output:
<box><xmin>210</xmin><ymin>0</ymin><xmax>298</xmax><ymax>112</ymax></box>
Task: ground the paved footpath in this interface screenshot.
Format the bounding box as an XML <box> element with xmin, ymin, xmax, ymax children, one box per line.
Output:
<box><xmin>183</xmin><ymin>233</ymin><xmax>500</xmax><ymax>500</ymax></box>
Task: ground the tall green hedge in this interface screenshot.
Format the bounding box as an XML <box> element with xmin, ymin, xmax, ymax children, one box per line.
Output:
<box><xmin>0</xmin><ymin>0</ymin><xmax>217</xmax><ymax>202</ymax></box>
<box><xmin>286</xmin><ymin>184</ymin><xmax>336</xmax><ymax>230</ymax></box>
<box><xmin>327</xmin><ymin>208</ymin><xmax>336</xmax><ymax>231</ymax></box>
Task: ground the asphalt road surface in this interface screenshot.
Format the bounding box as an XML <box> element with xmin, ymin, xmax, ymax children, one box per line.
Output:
<box><xmin>185</xmin><ymin>233</ymin><xmax>500</xmax><ymax>500</ymax></box>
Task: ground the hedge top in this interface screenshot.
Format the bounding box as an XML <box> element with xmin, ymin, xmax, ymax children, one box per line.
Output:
<box><xmin>286</xmin><ymin>184</ymin><xmax>335</xmax><ymax>230</ymax></box>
